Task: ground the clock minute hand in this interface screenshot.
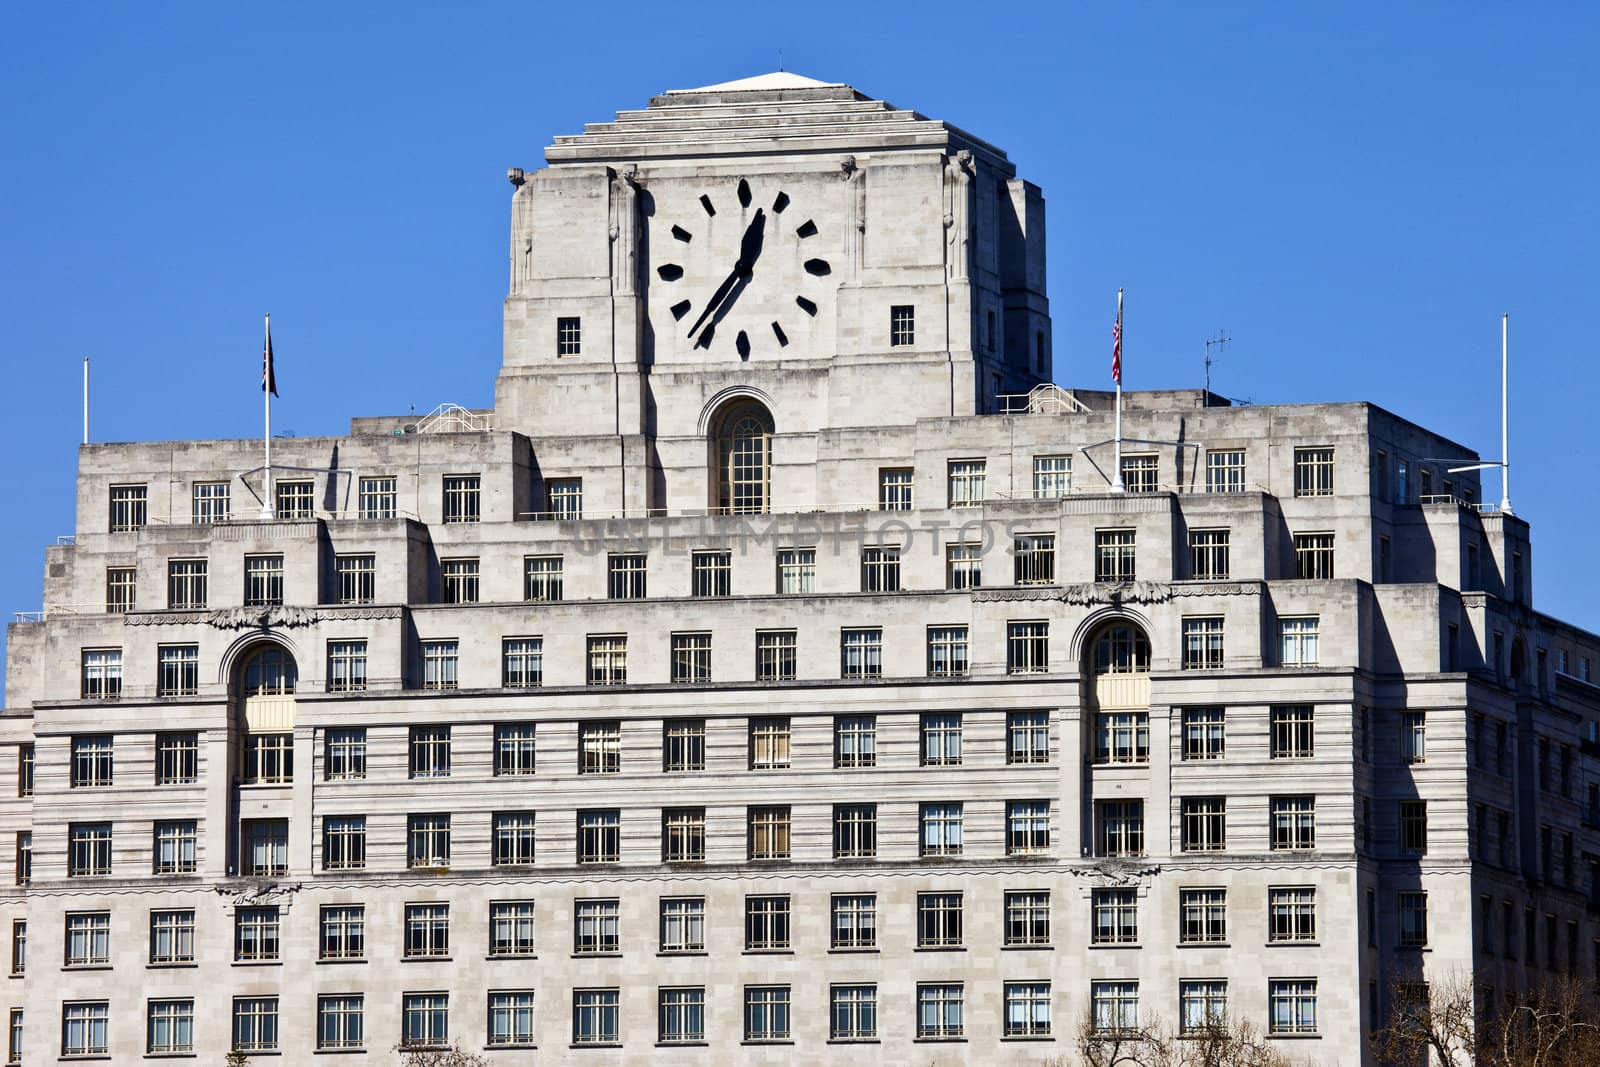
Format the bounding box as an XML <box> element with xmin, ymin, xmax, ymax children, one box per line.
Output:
<box><xmin>686</xmin><ymin>209</ymin><xmax>767</xmax><ymax>341</ymax></box>
<box><xmin>686</xmin><ymin>262</ymin><xmax>744</xmax><ymax>341</ymax></box>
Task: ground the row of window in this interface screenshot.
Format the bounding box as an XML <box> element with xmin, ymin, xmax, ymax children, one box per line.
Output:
<box><xmin>76</xmin><ymin>614</ymin><xmax>1325</xmax><ymax>698</ymax></box>
<box><xmin>102</xmin><ymin>444</ymin><xmax>1343</xmax><ymax>536</ymax></box>
<box><xmin>18</xmin><ymin>974</ymin><xmax>1326</xmax><ymax>1058</ymax></box>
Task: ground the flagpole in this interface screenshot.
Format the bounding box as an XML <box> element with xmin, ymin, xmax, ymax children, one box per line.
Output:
<box><xmin>1111</xmin><ymin>288</ymin><xmax>1125</xmax><ymax>493</ymax></box>
<box><xmin>82</xmin><ymin>358</ymin><xmax>89</xmax><ymax>445</ymax></box>
<box><xmin>1500</xmin><ymin>313</ymin><xmax>1511</xmax><ymax>515</ymax></box>
<box><xmin>260</xmin><ymin>313</ymin><xmax>274</xmax><ymax>520</ymax></box>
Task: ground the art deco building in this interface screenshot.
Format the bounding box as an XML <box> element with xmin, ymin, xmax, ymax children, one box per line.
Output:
<box><xmin>2</xmin><ymin>72</ymin><xmax>1596</xmax><ymax>1065</ymax></box>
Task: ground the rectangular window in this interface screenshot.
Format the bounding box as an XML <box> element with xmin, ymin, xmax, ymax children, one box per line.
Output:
<box><xmin>606</xmin><ymin>553</ymin><xmax>647</xmax><ymax>599</ymax></box>
<box><xmin>404</xmin><ymin>903</ymin><xmax>450</xmax><ymax>959</ymax></box>
<box><xmin>586</xmin><ymin>634</ymin><xmax>627</xmax><ymax>685</ymax></box>
<box><xmin>920</xmin><ymin>627</ymin><xmax>970</xmax><ymax>681</ymax></box>
<box><xmin>12</xmin><ymin>832</ymin><xmax>28</xmax><ymax>886</ymax></box>
<box><xmin>748</xmin><ymin>806</ymin><xmax>792</xmax><ymax>860</ymax></box>
<box><xmin>1002</xmin><ymin>982</ymin><xmax>1052</xmax><ymax>1039</ymax></box>
<box><xmin>326</xmin><ymin>639</ymin><xmax>367</xmax><ymax>692</ymax></box>
<box><xmin>1120</xmin><ymin>453</ymin><xmax>1158</xmax><ymax>493</ymax></box>
<box><xmin>1180</xmin><ymin>888</ymin><xmax>1227</xmax><ymax>944</ymax></box>
<box><xmin>1293</xmin><ymin>447</ymin><xmax>1334</xmax><ymax>497</ymax></box>
<box><xmin>921</xmin><ymin>712</ymin><xmax>963</xmax><ymax>766</ymax></box>
<box><xmin>70</xmin><ymin>734</ymin><xmax>114</xmax><ymax>788</ymax></box>
<box><xmin>242</xmin><ymin>734</ymin><xmax>292</xmax><ymax>788</ymax></box>
<box><xmin>523</xmin><ymin>555</ymin><xmax>563</xmax><ymax>601</ymax></box>
<box><xmin>493</xmin><ymin>724</ymin><xmax>536</xmax><ymax>776</ymax></box>
<box><xmin>147</xmin><ymin>998</ymin><xmax>195</xmax><ymax>1054</ymax></box>
<box><xmin>831</xmin><ymin>984</ymin><xmax>877</xmax><ymax>1041</ymax></box>
<box><xmin>945</xmin><ymin>541</ymin><xmax>982</xmax><ymax>589</ymax></box>
<box><xmin>492</xmin><ymin>812</ymin><xmax>537</xmax><ymax>865</ymax></box>
<box><xmin>407</xmin><ymin>813</ymin><xmax>451</xmax><ymax>868</ymax></box>
<box><xmin>485</xmin><ymin>991</ymin><xmax>536</xmax><ymax>1049</ymax></box>
<box><xmin>150</xmin><ymin>909</ymin><xmax>196</xmax><ymax>964</ymax></box>
<box><xmin>1270</xmin><ymin>705</ymin><xmax>1315</xmax><ymax>758</ymax></box>
<box><xmin>490</xmin><ymin>902</ymin><xmax>537</xmax><ymax>957</ymax></box>
<box><xmin>1179</xmin><ymin>980</ymin><xmax>1228</xmax><ymax>1036</ymax></box>
<box><xmin>657</xmin><ymin>987</ymin><xmax>703</xmax><ymax>1045</ymax></box>
<box><xmin>578</xmin><ymin>721</ymin><xmax>621</xmax><ymax>774</ymax></box>
<box><xmin>421</xmin><ymin>639</ymin><xmax>458</xmax><ymax>689</ymax></box>
<box><xmin>1007</xmin><ymin>620</ymin><xmax>1050</xmax><ymax>674</ymax></box>
<box><xmin>748</xmin><ymin>717</ymin><xmax>791</xmax><ymax>770</ymax></box>
<box><xmin>1279</xmin><ymin>616</ymin><xmax>1320</xmax><ymax>667</ymax></box>
<box><xmin>663</xmin><ymin>719</ymin><xmax>705</xmax><ymax>772</ymax></box>
<box><xmin>1294</xmin><ymin>532</ymin><xmax>1336</xmax><ymax>579</ymax></box>
<box><xmin>67</xmin><ymin>822</ymin><xmax>112</xmax><ymax>877</ymax></box>
<box><xmin>14</xmin><ymin>745</ymin><xmax>30</xmax><ymax>799</ymax></box>
<box><xmin>916</xmin><ymin>891</ymin><xmax>963</xmax><ymax>948</ymax></box>
<box><xmin>833</xmin><ymin>803</ymin><xmax>877</xmax><ymax>859</ymax></box>
<box><xmin>574</xmin><ymin>899</ymin><xmax>619</xmax><ymax>954</ymax></box>
<box><xmin>1206</xmin><ymin>449</ymin><xmax>1246</xmax><ymax>493</ymax></box>
<box><xmin>106</xmin><ymin>566</ymin><xmax>136</xmax><ymax>613</ymax></box>
<box><xmin>8</xmin><ymin>919</ymin><xmax>21</xmax><ymax>977</ymax></box>
<box><xmin>690</xmin><ymin>550</ymin><xmax>731</xmax><ymax>597</ymax></box>
<box><xmin>1003</xmin><ymin>890</ymin><xmax>1051</xmax><ymax>947</ymax></box>
<box><xmin>1399</xmin><ymin>891</ymin><xmax>1429</xmax><ymax>947</ymax></box>
<box><xmin>1008</xmin><ymin>800</ymin><xmax>1051</xmax><ymax>855</ymax></box>
<box><xmin>919</xmin><ymin>801</ymin><xmax>964</xmax><ymax>857</ymax></box>
<box><xmin>1014</xmin><ymin>534</ymin><xmax>1056</xmax><ymax>585</ymax></box>
<box><xmin>915</xmin><ymin>983</ymin><xmax>965</xmax><ymax>1041</ymax></box>
<box><xmin>1033</xmin><ymin>455</ymin><xmax>1071</xmax><ymax>498</ymax></box>
<box><xmin>1098</xmin><ymin>800</ymin><xmax>1144</xmax><ymax>857</ymax></box>
<box><xmin>1268</xmin><ymin>887</ymin><xmax>1317</xmax><ymax>942</ymax></box>
<box><xmin>1095</xmin><ymin>529</ymin><xmax>1136</xmax><ymax>582</ymax></box>
<box><xmin>1008</xmin><ymin>710</ymin><xmax>1050</xmax><ymax>764</ymax></box>
<box><xmin>831</xmin><ymin>894</ymin><xmax>876</xmax><ymax>950</ymax></box>
<box><xmin>274</xmin><ymin>479</ymin><xmax>314</xmax><ymax>520</ymax></box>
<box><xmin>357</xmin><ymin>475</ymin><xmax>396</xmax><ymax>519</ymax></box>
<box><xmin>322</xmin><ymin>815</ymin><xmax>366</xmax><ymax>870</ymax></box>
<box><xmin>755</xmin><ymin>629</ymin><xmax>797</xmax><ymax>681</ymax></box>
<box><xmin>109</xmin><ymin>483</ymin><xmax>148</xmax><ymax>532</ymax></box>
<box><xmin>1096</xmin><ymin>711</ymin><xmax>1149</xmax><ymax>764</ymax></box>
<box><xmin>546</xmin><ymin>477</ymin><xmax>583</xmax><ymax>519</ymax></box>
<box><xmin>1181</xmin><ymin>797</ymin><xmax>1227</xmax><ymax>852</ymax></box>
<box><xmin>334</xmin><ymin>553</ymin><xmax>375</xmax><ymax>604</ymax></box>
<box><xmin>191</xmin><ymin>481</ymin><xmax>230</xmax><ymax>524</ymax></box>
<box><xmin>834</xmin><ymin>715</ymin><xmax>876</xmax><ymax>768</ymax></box>
<box><xmin>659</xmin><ymin>897</ymin><xmax>705</xmax><ymax>953</ymax></box>
<box><xmin>441</xmin><ymin>474</ymin><xmax>481</xmax><ymax>523</ymax></box>
<box><xmin>153</xmin><ymin>820</ymin><xmax>197</xmax><ymax>874</ymax></box>
<box><xmin>80</xmin><ymin>649</ymin><xmax>122</xmax><ymax>700</ymax></box>
<box><xmin>878</xmin><ymin>467</ymin><xmax>913</xmax><ymax>511</ymax></box>
<box><xmin>840</xmin><ymin>628</ymin><xmax>883</xmax><ymax>679</ymax></box>
<box><xmin>62</xmin><ymin>1002</ymin><xmax>110</xmax><ymax>1057</ymax></box>
<box><xmin>1182</xmin><ymin>617</ymin><xmax>1225</xmax><ymax>669</ymax></box>
<box><xmin>947</xmin><ymin>459</ymin><xmax>986</xmax><ymax>507</ymax></box>
<box><xmin>1400</xmin><ymin>800</ymin><xmax>1429</xmax><ymax>855</ymax></box>
<box><xmin>572</xmin><ymin>989</ymin><xmax>619</xmax><ymax>1045</ymax></box>
<box><xmin>1091</xmin><ymin>887</ymin><xmax>1139</xmax><ymax>945</ymax></box>
<box><xmin>556</xmin><ymin>315</ymin><xmax>582</xmax><ymax>355</ymax></box>
<box><xmin>501</xmin><ymin>637</ymin><xmax>543</xmax><ymax>688</ymax></box>
<box><xmin>745</xmin><ymin>895</ymin><xmax>791</xmax><ymax>951</ymax></box>
<box><xmin>662</xmin><ymin>808</ymin><xmax>705</xmax><ymax>863</ymax></box>
<box><xmin>243</xmin><ymin>553</ymin><xmax>285</xmax><ymax>607</ymax></box>
<box><xmin>1189</xmin><ymin>529</ymin><xmax>1230</xmax><ymax>579</ymax></box>
<box><xmin>1401</xmin><ymin>710</ymin><xmax>1426</xmax><ymax>764</ymax></box>
<box><xmin>325</xmin><ymin>727</ymin><xmax>366</xmax><ymax>780</ymax></box>
<box><xmin>577</xmin><ymin>810</ymin><xmax>620</xmax><ymax>864</ymax></box>
<box><xmin>234</xmin><ymin>905</ymin><xmax>281</xmax><ymax>962</ymax></box>
<box><xmin>317</xmin><ymin>994</ymin><xmax>365</xmax><ymax>1052</ymax></box>
<box><xmin>860</xmin><ymin>546</ymin><xmax>901</xmax><ymax>592</ymax></box>
<box><xmin>409</xmin><ymin>725</ymin><xmax>452</xmax><ymax>778</ymax></box>
<box><xmin>440</xmin><ymin>558</ymin><xmax>479</xmax><ymax>604</ymax></box>
<box><xmin>775</xmin><ymin>548</ymin><xmax>815</xmax><ymax>594</ymax></box>
<box><xmin>401</xmin><ymin>992</ymin><xmax>447</xmax><ymax>1050</ymax></box>
<box><xmin>167</xmin><ymin>559</ymin><xmax>207</xmax><ymax>610</ymax></box>
<box><xmin>745</xmin><ymin>985</ymin><xmax>792</xmax><ymax>1043</ymax></box>
<box><xmin>663</xmin><ymin>631</ymin><xmax>711</xmax><ymax>685</ymax></box>
<box><xmin>1268</xmin><ymin>979</ymin><xmax>1318</xmax><ymax>1035</ymax></box>
<box><xmin>890</xmin><ymin>304</ymin><xmax>915</xmax><ymax>346</ymax></box>
<box><xmin>1270</xmin><ymin>796</ymin><xmax>1316</xmax><ymax>851</ymax></box>
<box><xmin>65</xmin><ymin>912</ymin><xmax>111</xmax><ymax>966</ymax></box>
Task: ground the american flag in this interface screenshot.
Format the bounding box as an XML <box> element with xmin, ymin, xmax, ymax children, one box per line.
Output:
<box><xmin>1111</xmin><ymin>306</ymin><xmax>1122</xmax><ymax>385</ymax></box>
<box><xmin>262</xmin><ymin>317</ymin><xmax>278</xmax><ymax>397</ymax></box>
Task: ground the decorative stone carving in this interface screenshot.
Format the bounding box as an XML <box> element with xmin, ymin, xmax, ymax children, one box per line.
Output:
<box><xmin>841</xmin><ymin>156</ymin><xmax>865</xmax><ymax>278</ymax></box>
<box><xmin>943</xmin><ymin>149</ymin><xmax>974</xmax><ymax>280</ymax></box>
<box><xmin>975</xmin><ymin>580</ymin><xmax>1259</xmax><ymax>606</ymax></box>
<box><xmin>208</xmin><ymin>606</ymin><xmax>318</xmax><ymax>630</ymax></box>
<box><xmin>127</xmin><ymin>605</ymin><xmax>402</xmax><ymax>628</ymax></box>
<box><xmin>216</xmin><ymin>880</ymin><xmax>302</xmax><ymax>907</ymax></box>
<box><xmin>1069</xmin><ymin>860</ymin><xmax>1160</xmax><ymax>886</ymax></box>
<box><xmin>609</xmin><ymin>165</ymin><xmax>641</xmax><ymax>297</ymax></box>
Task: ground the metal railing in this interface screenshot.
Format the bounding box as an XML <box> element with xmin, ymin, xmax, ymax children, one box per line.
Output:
<box><xmin>417</xmin><ymin>403</ymin><xmax>492</xmax><ymax>434</ymax></box>
<box><xmin>996</xmin><ymin>384</ymin><xmax>1095</xmax><ymax>416</ymax></box>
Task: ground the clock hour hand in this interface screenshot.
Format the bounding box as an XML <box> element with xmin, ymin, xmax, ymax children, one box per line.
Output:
<box><xmin>686</xmin><ymin>209</ymin><xmax>767</xmax><ymax>342</ymax></box>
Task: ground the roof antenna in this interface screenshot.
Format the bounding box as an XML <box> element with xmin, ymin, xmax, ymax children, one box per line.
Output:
<box><xmin>1203</xmin><ymin>330</ymin><xmax>1230</xmax><ymax>407</ymax></box>
<box><xmin>778</xmin><ymin>48</ymin><xmax>783</xmax><ymax>72</ymax></box>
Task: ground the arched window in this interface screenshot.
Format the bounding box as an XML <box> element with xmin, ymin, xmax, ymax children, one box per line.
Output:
<box><xmin>240</xmin><ymin>645</ymin><xmax>297</xmax><ymax>696</ymax></box>
<box><xmin>713</xmin><ymin>401</ymin><xmax>774</xmax><ymax>515</ymax></box>
<box><xmin>1091</xmin><ymin>623</ymin><xmax>1152</xmax><ymax>676</ymax></box>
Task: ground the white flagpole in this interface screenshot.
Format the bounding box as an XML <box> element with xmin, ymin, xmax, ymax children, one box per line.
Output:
<box><xmin>82</xmin><ymin>358</ymin><xmax>89</xmax><ymax>445</ymax></box>
<box><xmin>1111</xmin><ymin>288</ymin><xmax>1125</xmax><ymax>493</ymax></box>
<box><xmin>260</xmin><ymin>313</ymin><xmax>274</xmax><ymax>519</ymax></box>
<box><xmin>1500</xmin><ymin>313</ymin><xmax>1512</xmax><ymax>515</ymax></box>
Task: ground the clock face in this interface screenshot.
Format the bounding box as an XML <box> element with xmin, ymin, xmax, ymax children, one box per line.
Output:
<box><xmin>650</xmin><ymin>177</ymin><xmax>829</xmax><ymax>361</ymax></box>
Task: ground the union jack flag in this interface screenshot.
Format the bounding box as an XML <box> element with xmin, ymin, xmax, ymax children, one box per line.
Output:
<box><xmin>1111</xmin><ymin>309</ymin><xmax>1122</xmax><ymax>385</ymax></box>
<box><xmin>262</xmin><ymin>317</ymin><xmax>278</xmax><ymax>397</ymax></box>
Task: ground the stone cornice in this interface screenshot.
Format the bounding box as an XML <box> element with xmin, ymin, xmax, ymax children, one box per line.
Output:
<box><xmin>126</xmin><ymin>605</ymin><xmax>404</xmax><ymax>628</ymax></box>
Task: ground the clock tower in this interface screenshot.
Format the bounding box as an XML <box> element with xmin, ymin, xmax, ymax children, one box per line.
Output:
<box><xmin>495</xmin><ymin>73</ymin><xmax>1051</xmax><ymax>510</ymax></box>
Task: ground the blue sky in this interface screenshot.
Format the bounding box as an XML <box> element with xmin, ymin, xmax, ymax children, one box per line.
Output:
<box><xmin>2</xmin><ymin>2</ymin><xmax>1596</xmax><ymax>683</ymax></box>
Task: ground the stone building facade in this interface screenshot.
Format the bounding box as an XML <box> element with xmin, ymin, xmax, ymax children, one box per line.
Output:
<box><xmin>2</xmin><ymin>72</ymin><xmax>1597</xmax><ymax>1065</ymax></box>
